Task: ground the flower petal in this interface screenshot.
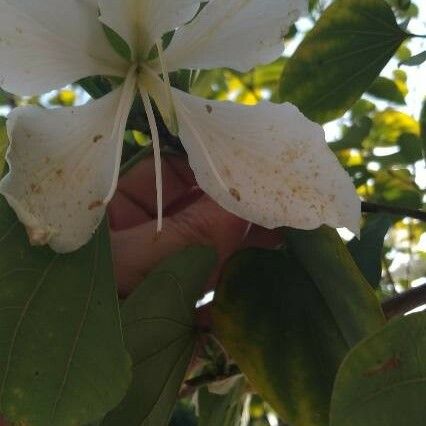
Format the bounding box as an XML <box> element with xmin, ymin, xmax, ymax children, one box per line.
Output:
<box><xmin>169</xmin><ymin>90</ymin><xmax>360</xmax><ymax>234</ymax></box>
<box><xmin>99</xmin><ymin>0</ymin><xmax>201</xmax><ymax>58</ymax></box>
<box><xmin>0</xmin><ymin>0</ymin><xmax>127</xmax><ymax>96</ymax></box>
<box><xmin>0</xmin><ymin>80</ymin><xmax>136</xmax><ymax>253</ymax></box>
<box><xmin>162</xmin><ymin>0</ymin><xmax>307</xmax><ymax>72</ymax></box>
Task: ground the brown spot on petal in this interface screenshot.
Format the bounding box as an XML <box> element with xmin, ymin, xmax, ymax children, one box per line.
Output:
<box><xmin>30</xmin><ymin>183</ymin><xmax>41</xmax><ymax>194</ymax></box>
<box><xmin>229</xmin><ymin>188</ymin><xmax>241</xmax><ymax>202</ymax></box>
<box><xmin>88</xmin><ymin>200</ymin><xmax>103</xmax><ymax>211</ymax></box>
<box><xmin>93</xmin><ymin>134</ymin><xmax>103</xmax><ymax>143</ymax></box>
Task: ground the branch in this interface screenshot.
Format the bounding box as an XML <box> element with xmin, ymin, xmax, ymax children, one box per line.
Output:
<box><xmin>180</xmin><ymin>364</ymin><xmax>241</xmax><ymax>397</ymax></box>
<box><xmin>382</xmin><ymin>282</ymin><xmax>426</xmax><ymax>319</ymax></box>
<box><xmin>362</xmin><ymin>201</ymin><xmax>426</xmax><ymax>222</ymax></box>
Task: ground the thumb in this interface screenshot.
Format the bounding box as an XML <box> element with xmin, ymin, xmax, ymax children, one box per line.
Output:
<box><xmin>110</xmin><ymin>194</ymin><xmax>249</xmax><ymax>297</ymax></box>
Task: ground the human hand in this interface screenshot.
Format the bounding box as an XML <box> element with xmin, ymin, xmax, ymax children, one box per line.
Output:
<box><xmin>108</xmin><ymin>153</ymin><xmax>282</xmax><ymax>297</ymax></box>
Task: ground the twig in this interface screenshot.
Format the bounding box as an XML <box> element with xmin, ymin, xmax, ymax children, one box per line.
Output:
<box><xmin>362</xmin><ymin>201</ymin><xmax>426</xmax><ymax>222</ymax></box>
<box><xmin>181</xmin><ymin>364</ymin><xmax>241</xmax><ymax>397</ymax></box>
<box><xmin>382</xmin><ymin>282</ymin><xmax>426</xmax><ymax>319</ymax></box>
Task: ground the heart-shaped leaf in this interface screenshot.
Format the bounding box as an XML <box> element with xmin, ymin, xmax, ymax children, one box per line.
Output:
<box><xmin>212</xmin><ymin>249</ymin><xmax>350</xmax><ymax>426</ymax></box>
<box><xmin>0</xmin><ymin>197</ymin><xmax>131</xmax><ymax>426</ymax></box>
<box><xmin>279</xmin><ymin>0</ymin><xmax>408</xmax><ymax>123</ymax></box>
<box><xmin>331</xmin><ymin>312</ymin><xmax>426</xmax><ymax>426</ymax></box>
<box><xmin>102</xmin><ymin>246</ymin><xmax>217</xmax><ymax>426</ymax></box>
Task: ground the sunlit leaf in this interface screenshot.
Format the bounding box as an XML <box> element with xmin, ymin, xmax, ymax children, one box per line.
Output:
<box><xmin>102</xmin><ymin>247</ymin><xmax>217</xmax><ymax>426</ymax></box>
<box><xmin>329</xmin><ymin>117</ymin><xmax>372</xmax><ymax>151</ymax></box>
<box><xmin>367</xmin><ymin>76</ymin><xmax>406</xmax><ymax>104</ymax></box>
<box><xmin>373</xmin><ymin>168</ymin><xmax>422</xmax><ymax>208</ymax></box>
<box><xmin>331</xmin><ymin>312</ymin><xmax>426</xmax><ymax>426</ymax></box>
<box><xmin>213</xmin><ymin>249</ymin><xmax>350</xmax><ymax>426</ymax></box>
<box><xmin>0</xmin><ymin>197</ymin><xmax>131</xmax><ymax>426</ymax></box>
<box><xmin>367</xmin><ymin>109</ymin><xmax>420</xmax><ymax>147</ymax></box>
<box><xmin>400</xmin><ymin>50</ymin><xmax>426</xmax><ymax>66</ymax></box>
<box><xmin>279</xmin><ymin>0</ymin><xmax>408</xmax><ymax>123</ymax></box>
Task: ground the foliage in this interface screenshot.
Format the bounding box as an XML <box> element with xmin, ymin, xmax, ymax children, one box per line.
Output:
<box><xmin>331</xmin><ymin>312</ymin><xmax>426</xmax><ymax>426</ymax></box>
<box><xmin>0</xmin><ymin>197</ymin><xmax>131</xmax><ymax>426</ymax></box>
<box><xmin>0</xmin><ymin>0</ymin><xmax>425</xmax><ymax>425</ymax></box>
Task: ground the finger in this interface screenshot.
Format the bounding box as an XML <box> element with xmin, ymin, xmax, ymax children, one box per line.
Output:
<box><xmin>112</xmin><ymin>155</ymin><xmax>196</xmax><ymax>223</ymax></box>
<box><xmin>111</xmin><ymin>194</ymin><xmax>249</xmax><ymax>297</ymax></box>
<box><xmin>243</xmin><ymin>224</ymin><xmax>283</xmax><ymax>249</ymax></box>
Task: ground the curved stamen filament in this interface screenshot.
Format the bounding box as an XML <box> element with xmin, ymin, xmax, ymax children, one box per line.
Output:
<box><xmin>106</xmin><ymin>64</ymin><xmax>138</xmax><ymax>203</ymax></box>
<box><xmin>156</xmin><ymin>40</ymin><xmax>178</xmax><ymax>135</ymax></box>
<box><xmin>139</xmin><ymin>84</ymin><xmax>163</xmax><ymax>233</ymax></box>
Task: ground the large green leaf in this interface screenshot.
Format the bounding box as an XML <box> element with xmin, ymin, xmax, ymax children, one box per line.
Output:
<box><xmin>284</xmin><ymin>227</ymin><xmax>386</xmax><ymax>346</ymax></box>
<box><xmin>331</xmin><ymin>312</ymin><xmax>426</xmax><ymax>426</ymax></box>
<box><xmin>279</xmin><ymin>0</ymin><xmax>408</xmax><ymax>123</ymax></box>
<box><xmin>212</xmin><ymin>249</ymin><xmax>349</xmax><ymax>426</ymax></box>
<box><xmin>102</xmin><ymin>247</ymin><xmax>217</xmax><ymax>426</ymax></box>
<box><xmin>0</xmin><ymin>197</ymin><xmax>131</xmax><ymax>426</ymax></box>
<box><xmin>198</xmin><ymin>377</ymin><xmax>246</xmax><ymax>426</ymax></box>
<box><xmin>347</xmin><ymin>214</ymin><xmax>392</xmax><ymax>288</ymax></box>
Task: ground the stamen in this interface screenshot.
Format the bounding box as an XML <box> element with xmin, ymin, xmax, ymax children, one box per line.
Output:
<box><xmin>105</xmin><ymin>64</ymin><xmax>138</xmax><ymax>203</ymax></box>
<box><xmin>156</xmin><ymin>40</ymin><xmax>179</xmax><ymax>135</ymax></box>
<box><xmin>139</xmin><ymin>83</ymin><xmax>163</xmax><ymax>233</ymax></box>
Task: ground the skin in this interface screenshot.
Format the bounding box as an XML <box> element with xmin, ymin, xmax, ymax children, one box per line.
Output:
<box><xmin>0</xmin><ymin>154</ymin><xmax>281</xmax><ymax>425</ymax></box>
<box><xmin>109</xmin><ymin>153</ymin><xmax>282</xmax><ymax>297</ymax></box>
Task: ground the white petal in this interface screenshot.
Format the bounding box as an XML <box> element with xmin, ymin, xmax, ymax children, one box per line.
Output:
<box><xmin>0</xmin><ymin>79</ymin><xmax>136</xmax><ymax>253</ymax></box>
<box><xmin>99</xmin><ymin>0</ymin><xmax>201</xmax><ymax>58</ymax></box>
<box><xmin>162</xmin><ymin>0</ymin><xmax>307</xmax><ymax>73</ymax></box>
<box><xmin>0</xmin><ymin>0</ymin><xmax>127</xmax><ymax>96</ymax></box>
<box><xmin>170</xmin><ymin>90</ymin><xmax>360</xmax><ymax>234</ymax></box>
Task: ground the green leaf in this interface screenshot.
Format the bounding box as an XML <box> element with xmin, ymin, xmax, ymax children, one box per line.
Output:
<box><xmin>367</xmin><ymin>76</ymin><xmax>406</xmax><ymax>104</ymax></box>
<box><xmin>420</xmin><ymin>98</ymin><xmax>426</xmax><ymax>163</ymax></box>
<box><xmin>103</xmin><ymin>25</ymin><xmax>132</xmax><ymax>62</ymax></box>
<box><xmin>198</xmin><ymin>377</ymin><xmax>246</xmax><ymax>426</ymax></box>
<box><xmin>348</xmin><ymin>215</ymin><xmax>392</xmax><ymax>288</ymax></box>
<box><xmin>279</xmin><ymin>0</ymin><xmax>408</xmax><ymax>123</ymax></box>
<box><xmin>329</xmin><ymin>117</ymin><xmax>372</xmax><ymax>151</ymax></box>
<box><xmin>102</xmin><ymin>247</ymin><xmax>217</xmax><ymax>426</ymax></box>
<box><xmin>0</xmin><ymin>118</ymin><xmax>8</xmax><ymax>176</ymax></box>
<box><xmin>373</xmin><ymin>168</ymin><xmax>422</xmax><ymax>209</ymax></box>
<box><xmin>212</xmin><ymin>249</ymin><xmax>349</xmax><ymax>426</ymax></box>
<box><xmin>0</xmin><ymin>197</ymin><xmax>131</xmax><ymax>426</ymax></box>
<box><xmin>284</xmin><ymin>227</ymin><xmax>386</xmax><ymax>347</ymax></box>
<box><xmin>331</xmin><ymin>312</ymin><xmax>426</xmax><ymax>426</ymax></box>
<box><xmin>400</xmin><ymin>50</ymin><xmax>426</xmax><ymax>66</ymax></box>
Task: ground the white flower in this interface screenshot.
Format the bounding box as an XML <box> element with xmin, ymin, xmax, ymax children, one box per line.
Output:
<box><xmin>0</xmin><ymin>0</ymin><xmax>360</xmax><ymax>253</ymax></box>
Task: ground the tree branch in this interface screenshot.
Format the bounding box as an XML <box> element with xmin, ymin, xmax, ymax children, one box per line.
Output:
<box><xmin>362</xmin><ymin>201</ymin><xmax>426</xmax><ymax>222</ymax></box>
<box><xmin>382</xmin><ymin>282</ymin><xmax>426</xmax><ymax>319</ymax></box>
<box><xmin>181</xmin><ymin>364</ymin><xmax>241</xmax><ymax>397</ymax></box>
